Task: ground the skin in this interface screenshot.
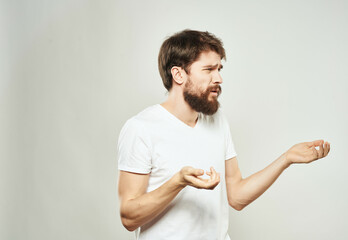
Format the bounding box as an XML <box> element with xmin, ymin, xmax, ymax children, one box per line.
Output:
<box><xmin>118</xmin><ymin>51</ymin><xmax>331</xmax><ymax>231</ymax></box>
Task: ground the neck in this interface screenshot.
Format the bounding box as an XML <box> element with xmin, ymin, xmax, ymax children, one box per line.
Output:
<box><xmin>161</xmin><ymin>90</ymin><xmax>199</xmax><ymax>128</ymax></box>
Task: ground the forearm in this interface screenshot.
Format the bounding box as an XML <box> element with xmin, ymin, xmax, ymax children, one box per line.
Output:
<box><xmin>232</xmin><ymin>153</ymin><xmax>291</xmax><ymax>209</ymax></box>
<box><xmin>120</xmin><ymin>173</ymin><xmax>184</xmax><ymax>231</ymax></box>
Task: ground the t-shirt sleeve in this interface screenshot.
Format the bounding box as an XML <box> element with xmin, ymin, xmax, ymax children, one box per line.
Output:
<box><xmin>225</xmin><ymin>127</ymin><xmax>237</xmax><ymax>160</ymax></box>
<box><xmin>117</xmin><ymin>118</ymin><xmax>152</xmax><ymax>174</ymax></box>
<box><xmin>222</xmin><ymin>115</ymin><xmax>237</xmax><ymax>160</ymax></box>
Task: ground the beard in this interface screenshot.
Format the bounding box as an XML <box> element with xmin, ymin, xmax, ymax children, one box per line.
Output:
<box><xmin>183</xmin><ymin>78</ymin><xmax>222</xmax><ymax>115</ymax></box>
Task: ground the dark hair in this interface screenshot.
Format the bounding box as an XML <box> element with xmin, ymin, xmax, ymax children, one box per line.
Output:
<box><xmin>158</xmin><ymin>29</ymin><xmax>226</xmax><ymax>91</ymax></box>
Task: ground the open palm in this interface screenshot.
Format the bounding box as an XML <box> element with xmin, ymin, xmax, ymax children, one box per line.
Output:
<box><xmin>286</xmin><ymin>139</ymin><xmax>331</xmax><ymax>164</ymax></box>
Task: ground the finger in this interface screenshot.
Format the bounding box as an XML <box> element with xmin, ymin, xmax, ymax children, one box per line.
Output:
<box><xmin>311</xmin><ymin>146</ymin><xmax>319</xmax><ymax>160</ymax></box>
<box><xmin>213</xmin><ymin>173</ymin><xmax>221</xmax><ymax>188</ymax></box>
<box><xmin>318</xmin><ymin>142</ymin><xmax>324</xmax><ymax>158</ymax></box>
<box><xmin>323</xmin><ymin>142</ymin><xmax>327</xmax><ymax>156</ymax></box>
<box><xmin>211</xmin><ymin>168</ymin><xmax>220</xmax><ymax>185</ymax></box>
<box><xmin>308</xmin><ymin>139</ymin><xmax>324</xmax><ymax>148</ymax></box>
<box><xmin>190</xmin><ymin>168</ymin><xmax>204</xmax><ymax>176</ymax></box>
<box><xmin>187</xmin><ymin>175</ymin><xmax>219</xmax><ymax>189</ymax></box>
<box><xmin>325</xmin><ymin>142</ymin><xmax>331</xmax><ymax>156</ymax></box>
<box><xmin>323</xmin><ymin>142</ymin><xmax>329</xmax><ymax>157</ymax></box>
<box><xmin>185</xmin><ymin>175</ymin><xmax>206</xmax><ymax>188</ymax></box>
<box><xmin>210</xmin><ymin>168</ymin><xmax>220</xmax><ymax>185</ymax></box>
<box><xmin>204</xmin><ymin>175</ymin><xmax>220</xmax><ymax>189</ymax></box>
<box><xmin>210</xmin><ymin>167</ymin><xmax>216</xmax><ymax>180</ymax></box>
<box><xmin>195</xmin><ymin>170</ymin><xmax>220</xmax><ymax>189</ymax></box>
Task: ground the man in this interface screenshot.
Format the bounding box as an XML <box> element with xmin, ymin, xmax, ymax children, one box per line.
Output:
<box><xmin>117</xmin><ymin>29</ymin><xmax>330</xmax><ymax>240</ymax></box>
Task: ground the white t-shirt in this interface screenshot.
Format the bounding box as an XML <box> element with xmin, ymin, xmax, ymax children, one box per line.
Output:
<box><xmin>118</xmin><ymin>104</ymin><xmax>237</xmax><ymax>240</ymax></box>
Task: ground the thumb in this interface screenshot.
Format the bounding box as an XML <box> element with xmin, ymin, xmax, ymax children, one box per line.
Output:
<box><xmin>310</xmin><ymin>139</ymin><xmax>324</xmax><ymax>147</ymax></box>
<box><xmin>191</xmin><ymin>168</ymin><xmax>204</xmax><ymax>176</ymax></box>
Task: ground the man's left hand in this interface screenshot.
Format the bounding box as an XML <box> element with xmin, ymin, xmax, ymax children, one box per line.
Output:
<box><xmin>285</xmin><ymin>139</ymin><xmax>331</xmax><ymax>165</ymax></box>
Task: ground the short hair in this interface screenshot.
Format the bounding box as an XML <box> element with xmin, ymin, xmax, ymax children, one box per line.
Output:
<box><xmin>158</xmin><ymin>29</ymin><xmax>226</xmax><ymax>91</ymax></box>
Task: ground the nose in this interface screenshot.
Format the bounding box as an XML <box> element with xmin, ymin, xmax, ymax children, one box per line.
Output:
<box><xmin>213</xmin><ymin>71</ymin><xmax>223</xmax><ymax>84</ymax></box>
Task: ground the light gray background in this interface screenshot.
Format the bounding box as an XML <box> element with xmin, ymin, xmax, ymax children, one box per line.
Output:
<box><xmin>1</xmin><ymin>0</ymin><xmax>347</xmax><ymax>239</ymax></box>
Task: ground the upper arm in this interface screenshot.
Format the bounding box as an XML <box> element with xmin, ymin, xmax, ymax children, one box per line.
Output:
<box><xmin>225</xmin><ymin>156</ymin><xmax>242</xmax><ymax>184</ymax></box>
<box><xmin>225</xmin><ymin>157</ymin><xmax>243</xmax><ymax>208</ymax></box>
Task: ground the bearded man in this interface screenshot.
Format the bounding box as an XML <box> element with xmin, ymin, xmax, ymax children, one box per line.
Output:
<box><xmin>117</xmin><ymin>30</ymin><xmax>330</xmax><ymax>240</ymax></box>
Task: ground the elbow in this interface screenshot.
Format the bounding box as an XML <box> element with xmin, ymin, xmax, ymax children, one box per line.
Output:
<box><xmin>120</xmin><ymin>204</ymin><xmax>139</xmax><ymax>231</ymax></box>
<box><xmin>231</xmin><ymin>203</ymin><xmax>245</xmax><ymax>211</ymax></box>
<box><xmin>228</xmin><ymin>199</ymin><xmax>247</xmax><ymax>211</ymax></box>
<box><xmin>121</xmin><ymin>217</ymin><xmax>138</xmax><ymax>232</ymax></box>
<box><xmin>120</xmin><ymin>208</ymin><xmax>139</xmax><ymax>232</ymax></box>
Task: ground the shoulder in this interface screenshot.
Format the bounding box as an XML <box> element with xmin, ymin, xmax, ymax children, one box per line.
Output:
<box><xmin>119</xmin><ymin>104</ymin><xmax>163</xmax><ymax>138</ymax></box>
<box><xmin>122</xmin><ymin>104</ymin><xmax>161</xmax><ymax>127</ymax></box>
<box><xmin>132</xmin><ymin>104</ymin><xmax>163</xmax><ymax>123</ymax></box>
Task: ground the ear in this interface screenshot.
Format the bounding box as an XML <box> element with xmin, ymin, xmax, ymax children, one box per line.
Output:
<box><xmin>171</xmin><ymin>66</ymin><xmax>185</xmax><ymax>85</ymax></box>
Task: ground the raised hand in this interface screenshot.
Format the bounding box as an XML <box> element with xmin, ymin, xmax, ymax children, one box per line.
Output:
<box><xmin>285</xmin><ymin>139</ymin><xmax>331</xmax><ymax>164</ymax></box>
<box><xmin>178</xmin><ymin>166</ymin><xmax>220</xmax><ymax>190</ymax></box>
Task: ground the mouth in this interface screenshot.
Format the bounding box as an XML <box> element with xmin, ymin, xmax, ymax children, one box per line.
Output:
<box><xmin>210</xmin><ymin>91</ymin><xmax>218</xmax><ymax>96</ymax></box>
<box><xmin>210</xmin><ymin>88</ymin><xmax>220</xmax><ymax>96</ymax></box>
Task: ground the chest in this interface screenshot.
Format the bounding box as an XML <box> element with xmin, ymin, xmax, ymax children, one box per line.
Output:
<box><xmin>150</xmin><ymin>124</ymin><xmax>226</xmax><ymax>174</ymax></box>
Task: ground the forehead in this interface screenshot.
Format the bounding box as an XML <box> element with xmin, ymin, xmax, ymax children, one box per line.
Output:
<box><xmin>192</xmin><ymin>51</ymin><xmax>222</xmax><ymax>67</ymax></box>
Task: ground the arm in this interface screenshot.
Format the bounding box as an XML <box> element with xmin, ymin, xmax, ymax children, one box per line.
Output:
<box><xmin>118</xmin><ymin>166</ymin><xmax>220</xmax><ymax>231</ymax></box>
<box><xmin>225</xmin><ymin>139</ymin><xmax>331</xmax><ymax>211</ymax></box>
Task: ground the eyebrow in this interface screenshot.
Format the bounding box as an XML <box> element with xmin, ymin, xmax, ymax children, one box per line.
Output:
<box><xmin>202</xmin><ymin>64</ymin><xmax>223</xmax><ymax>70</ymax></box>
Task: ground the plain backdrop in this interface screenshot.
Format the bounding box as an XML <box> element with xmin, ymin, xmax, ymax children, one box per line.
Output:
<box><xmin>1</xmin><ymin>0</ymin><xmax>347</xmax><ymax>239</ymax></box>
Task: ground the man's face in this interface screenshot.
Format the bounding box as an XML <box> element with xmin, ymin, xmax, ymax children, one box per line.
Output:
<box><xmin>183</xmin><ymin>51</ymin><xmax>223</xmax><ymax>115</ymax></box>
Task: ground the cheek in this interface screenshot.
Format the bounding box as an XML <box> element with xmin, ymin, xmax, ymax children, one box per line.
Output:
<box><xmin>189</xmin><ymin>72</ymin><xmax>211</xmax><ymax>91</ymax></box>
<box><xmin>195</xmin><ymin>73</ymin><xmax>211</xmax><ymax>85</ymax></box>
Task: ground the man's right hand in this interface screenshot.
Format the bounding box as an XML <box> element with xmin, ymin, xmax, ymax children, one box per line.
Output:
<box><xmin>118</xmin><ymin>166</ymin><xmax>220</xmax><ymax>231</ymax></box>
<box><xmin>176</xmin><ymin>166</ymin><xmax>220</xmax><ymax>190</ymax></box>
